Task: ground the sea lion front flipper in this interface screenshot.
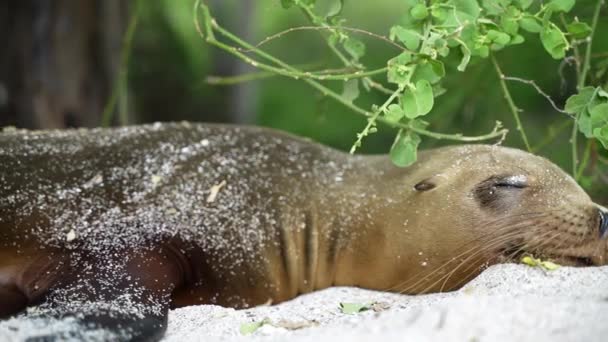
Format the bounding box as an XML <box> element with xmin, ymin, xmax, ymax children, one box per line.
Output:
<box><xmin>22</xmin><ymin>300</ymin><xmax>169</xmax><ymax>342</ymax></box>
<box><xmin>18</xmin><ymin>248</ymin><xmax>183</xmax><ymax>341</ymax></box>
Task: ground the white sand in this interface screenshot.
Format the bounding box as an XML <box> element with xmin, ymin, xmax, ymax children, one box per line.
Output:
<box><xmin>163</xmin><ymin>264</ymin><xmax>608</xmax><ymax>342</ymax></box>
<box><xmin>1</xmin><ymin>264</ymin><xmax>606</xmax><ymax>341</ymax></box>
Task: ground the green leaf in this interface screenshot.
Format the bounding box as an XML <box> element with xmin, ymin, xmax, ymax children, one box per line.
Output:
<box><xmin>442</xmin><ymin>0</ymin><xmax>480</xmax><ymax>27</ymax></box>
<box><xmin>540</xmin><ymin>26</ymin><xmax>568</xmax><ymax>59</ymax></box>
<box><xmin>387</xmin><ymin>52</ymin><xmax>414</xmax><ymax>85</ymax></box>
<box><xmin>431</xmin><ymin>7</ymin><xmax>448</xmax><ymax>21</ymax></box>
<box><xmin>412</xmin><ymin>59</ymin><xmax>445</xmax><ymax>84</ymax></box>
<box><xmin>390</xmin><ymin>26</ymin><xmax>421</xmax><ymax>50</ymax></box>
<box><xmin>281</xmin><ymin>0</ymin><xmax>295</xmax><ymax>9</ymax></box>
<box><xmin>325</xmin><ymin>0</ymin><xmax>344</xmax><ymax>20</ymax></box>
<box><xmin>460</xmin><ymin>25</ymin><xmax>490</xmax><ymax>58</ymax></box>
<box><xmin>567</xmin><ymin>21</ymin><xmax>592</xmax><ymax>39</ymax></box>
<box><xmin>590</xmin><ymin>103</ymin><xmax>608</xmax><ymax>127</ymax></box>
<box><xmin>427</xmin><ymin>59</ymin><xmax>446</xmax><ymax>80</ymax></box>
<box><xmin>477</xmin><ymin>45</ymin><xmax>490</xmax><ymax>58</ymax></box>
<box><xmin>520</xmin><ymin>17</ymin><xmax>542</xmax><ymax>33</ymax></box>
<box><xmin>511</xmin><ymin>35</ymin><xmax>525</xmax><ymax>44</ymax></box>
<box><xmin>342</xmin><ymin>79</ymin><xmax>360</xmax><ymax>103</ymax></box>
<box><xmin>390</xmin><ymin>130</ymin><xmax>421</xmax><ymax>167</ymax></box>
<box><xmin>565</xmin><ymin>87</ymin><xmax>602</xmax><ymax>137</ymax></box>
<box><xmin>500</xmin><ymin>6</ymin><xmax>521</xmax><ymax>35</ymax></box>
<box><xmin>453</xmin><ymin>0</ymin><xmax>481</xmax><ymax>19</ymax></box>
<box><xmin>339</xmin><ymin>302</ymin><xmax>370</xmax><ymax>315</ymax></box>
<box><xmin>516</xmin><ymin>0</ymin><xmax>533</xmax><ymax>10</ymax></box>
<box><xmin>402</xmin><ymin>80</ymin><xmax>434</xmax><ymax>118</ymax></box>
<box><xmin>410</xmin><ymin>118</ymin><xmax>430</xmax><ymax>130</ymax></box>
<box><xmin>343</xmin><ymin>38</ymin><xmax>366</xmax><ymax>61</ymax></box>
<box><xmin>410</xmin><ymin>4</ymin><xmax>429</xmax><ymax>20</ymax></box>
<box><xmin>594</xmin><ymin>126</ymin><xmax>608</xmax><ymax>149</ymax></box>
<box><xmin>540</xmin><ymin>261</ymin><xmax>561</xmax><ymax>271</ymax></box>
<box><xmin>578</xmin><ymin>112</ymin><xmax>593</xmax><ymax>138</ymax></box>
<box><xmin>521</xmin><ymin>256</ymin><xmax>539</xmax><ymax>267</ymax></box>
<box><xmin>521</xmin><ymin>256</ymin><xmax>561</xmax><ymax>271</ymax></box>
<box><xmin>547</xmin><ymin>0</ymin><xmax>575</xmax><ymax>12</ymax></box>
<box><xmin>565</xmin><ymin>87</ymin><xmax>596</xmax><ymax>114</ymax></box>
<box><xmin>240</xmin><ymin>319</ymin><xmax>270</xmax><ymax>335</ymax></box>
<box><xmin>385</xmin><ymin>104</ymin><xmax>405</xmax><ymax>124</ymax></box>
<box><xmin>481</xmin><ymin>0</ymin><xmax>504</xmax><ymax>15</ymax></box>
<box><xmin>457</xmin><ymin>42</ymin><xmax>472</xmax><ymax>71</ymax></box>
<box><xmin>487</xmin><ymin>29</ymin><xmax>511</xmax><ymax>45</ymax></box>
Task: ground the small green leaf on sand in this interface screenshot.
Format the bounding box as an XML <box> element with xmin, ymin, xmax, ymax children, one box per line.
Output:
<box><xmin>521</xmin><ymin>255</ymin><xmax>561</xmax><ymax>271</ymax></box>
<box><xmin>339</xmin><ymin>302</ymin><xmax>371</xmax><ymax>314</ymax></box>
<box><xmin>540</xmin><ymin>260</ymin><xmax>561</xmax><ymax>271</ymax></box>
<box><xmin>239</xmin><ymin>318</ymin><xmax>270</xmax><ymax>335</ymax></box>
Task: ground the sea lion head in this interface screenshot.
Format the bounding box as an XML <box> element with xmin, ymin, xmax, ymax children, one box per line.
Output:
<box><xmin>377</xmin><ymin>145</ymin><xmax>607</xmax><ymax>293</ymax></box>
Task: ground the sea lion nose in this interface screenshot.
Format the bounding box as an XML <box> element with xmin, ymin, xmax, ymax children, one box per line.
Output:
<box><xmin>599</xmin><ymin>206</ymin><xmax>608</xmax><ymax>239</ymax></box>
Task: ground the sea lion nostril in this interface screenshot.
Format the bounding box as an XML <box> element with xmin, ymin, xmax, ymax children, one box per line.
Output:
<box><xmin>600</xmin><ymin>209</ymin><xmax>608</xmax><ymax>239</ymax></box>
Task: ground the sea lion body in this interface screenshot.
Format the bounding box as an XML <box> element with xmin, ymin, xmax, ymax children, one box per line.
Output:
<box><xmin>1</xmin><ymin>122</ymin><xmax>606</xmax><ymax>340</ymax></box>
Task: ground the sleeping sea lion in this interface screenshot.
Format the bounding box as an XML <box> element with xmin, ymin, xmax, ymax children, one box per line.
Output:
<box><xmin>0</xmin><ymin>122</ymin><xmax>606</xmax><ymax>341</ymax></box>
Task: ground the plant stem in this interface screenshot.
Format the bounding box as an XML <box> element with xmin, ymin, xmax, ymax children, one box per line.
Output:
<box><xmin>571</xmin><ymin>118</ymin><xmax>579</xmax><ymax>176</ymax></box>
<box><xmin>559</xmin><ymin>14</ymin><xmax>581</xmax><ymax>80</ymax></box>
<box><xmin>576</xmin><ymin>139</ymin><xmax>593</xmax><ymax>180</ymax></box>
<box><xmin>298</xmin><ymin>4</ymin><xmax>353</xmax><ymax>66</ymax></box>
<box><xmin>101</xmin><ymin>0</ymin><xmax>140</xmax><ymax>127</ymax></box>
<box><xmin>204</xmin><ymin>23</ymin><xmax>369</xmax><ymax>116</ymax></box>
<box><xmin>350</xmin><ymin>86</ymin><xmax>404</xmax><ymax>153</ymax></box>
<box><xmin>298</xmin><ymin>2</ymin><xmax>401</xmax><ymax>98</ymax></box>
<box><xmin>579</xmin><ymin>0</ymin><xmax>604</xmax><ymax>89</ymax></box>
<box><xmin>205</xmin><ymin>71</ymin><xmax>276</xmax><ymax>85</ymax></box>
<box><xmin>571</xmin><ymin>0</ymin><xmax>603</xmax><ymax>178</ymax></box>
<box><xmin>491</xmin><ymin>55</ymin><xmax>531</xmax><ymax>151</ymax></box>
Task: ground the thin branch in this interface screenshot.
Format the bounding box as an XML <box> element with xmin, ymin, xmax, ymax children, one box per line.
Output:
<box><xmin>502</xmin><ymin>76</ymin><xmax>573</xmax><ymax>118</ymax></box>
<box><xmin>560</xmin><ymin>13</ymin><xmax>581</xmax><ymax>80</ymax></box>
<box><xmin>205</xmin><ymin>71</ymin><xmax>275</xmax><ymax>85</ymax></box>
<box><xmin>576</xmin><ymin>139</ymin><xmax>593</xmax><ymax>180</ymax></box>
<box><xmin>579</xmin><ymin>0</ymin><xmax>605</xmax><ymax>89</ymax></box>
<box><xmin>350</xmin><ymin>86</ymin><xmax>405</xmax><ymax>153</ymax></box>
<box><xmin>491</xmin><ymin>55</ymin><xmax>532</xmax><ymax>151</ymax></box>
<box><xmin>241</xmin><ymin>25</ymin><xmax>407</xmax><ymax>53</ymax></box>
<box><xmin>573</xmin><ymin>0</ymin><xmax>604</xmax><ymax>179</ymax></box>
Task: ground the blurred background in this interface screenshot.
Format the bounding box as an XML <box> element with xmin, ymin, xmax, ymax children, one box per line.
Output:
<box><xmin>0</xmin><ymin>0</ymin><xmax>606</xmax><ymax>201</ymax></box>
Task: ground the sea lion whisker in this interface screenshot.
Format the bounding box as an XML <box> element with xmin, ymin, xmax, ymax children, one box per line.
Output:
<box><xmin>443</xmin><ymin>228</ymin><xmax>559</xmax><ymax>291</ymax></box>
<box><xmin>391</xmin><ymin>221</ymin><xmax>539</xmax><ymax>294</ymax></box>
<box><xmin>389</xmin><ymin>229</ymin><xmax>525</xmax><ymax>293</ymax></box>
<box><xmin>534</xmin><ymin>229</ymin><xmax>595</xmax><ymax>263</ymax></box>
<box><xmin>430</xmin><ymin>222</ymin><xmax>549</xmax><ymax>293</ymax></box>
<box><xmin>504</xmin><ymin>229</ymin><xmax>559</xmax><ymax>263</ymax></box>
<box><xmin>435</xmin><ymin>230</ymin><xmax>533</xmax><ymax>292</ymax></box>
<box><xmin>395</xmin><ymin>229</ymin><xmax>526</xmax><ymax>294</ymax></box>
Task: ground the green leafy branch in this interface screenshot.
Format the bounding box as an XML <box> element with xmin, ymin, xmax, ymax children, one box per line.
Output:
<box><xmin>193</xmin><ymin>0</ymin><xmax>508</xmax><ymax>167</ymax></box>
<box><xmin>193</xmin><ymin>0</ymin><xmax>605</xmax><ymax>171</ymax></box>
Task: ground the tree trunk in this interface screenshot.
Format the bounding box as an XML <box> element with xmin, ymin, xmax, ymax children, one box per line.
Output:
<box><xmin>0</xmin><ymin>0</ymin><xmax>129</xmax><ymax>129</ymax></box>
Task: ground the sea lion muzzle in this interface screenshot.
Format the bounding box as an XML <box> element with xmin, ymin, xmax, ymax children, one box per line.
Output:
<box><xmin>599</xmin><ymin>206</ymin><xmax>608</xmax><ymax>239</ymax></box>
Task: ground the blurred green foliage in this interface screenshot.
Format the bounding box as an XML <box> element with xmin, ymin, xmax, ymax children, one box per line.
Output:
<box><xmin>126</xmin><ymin>0</ymin><xmax>607</xmax><ymax>201</ymax></box>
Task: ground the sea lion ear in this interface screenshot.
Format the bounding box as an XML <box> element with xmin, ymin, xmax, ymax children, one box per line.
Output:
<box><xmin>414</xmin><ymin>178</ymin><xmax>436</xmax><ymax>192</ymax></box>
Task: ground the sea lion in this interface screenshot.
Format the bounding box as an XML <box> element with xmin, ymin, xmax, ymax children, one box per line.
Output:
<box><xmin>0</xmin><ymin>122</ymin><xmax>606</xmax><ymax>341</ymax></box>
